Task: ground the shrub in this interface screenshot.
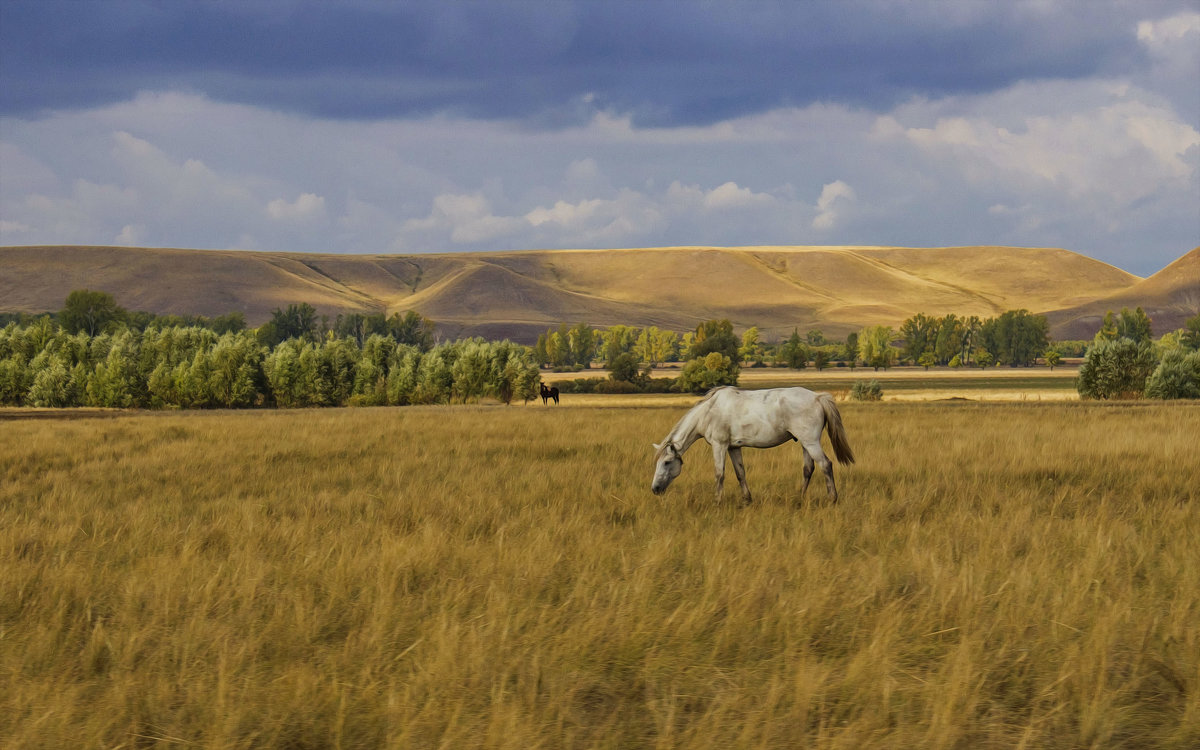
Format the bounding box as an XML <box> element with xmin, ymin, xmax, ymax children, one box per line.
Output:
<box><xmin>850</xmin><ymin>379</ymin><xmax>883</xmax><ymax>401</ymax></box>
<box><xmin>1144</xmin><ymin>349</ymin><xmax>1200</xmax><ymax>400</ymax></box>
<box><xmin>676</xmin><ymin>352</ymin><xmax>739</xmax><ymax>393</ymax></box>
<box><xmin>1077</xmin><ymin>338</ymin><xmax>1156</xmax><ymax>400</ymax></box>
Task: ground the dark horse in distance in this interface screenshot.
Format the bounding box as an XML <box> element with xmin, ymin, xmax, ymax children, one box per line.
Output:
<box><xmin>540</xmin><ymin>383</ymin><xmax>560</xmax><ymax>405</ymax></box>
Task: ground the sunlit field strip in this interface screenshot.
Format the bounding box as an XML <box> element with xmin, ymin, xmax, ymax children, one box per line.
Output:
<box><xmin>2</xmin><ymin>401</ymin><xmax>1197</xmax><ymax>748</ymax></box>
<box><xmin>540</xmin><ymin>367</ymin><xmax>1081</xmax><ymax>403</ymax></box>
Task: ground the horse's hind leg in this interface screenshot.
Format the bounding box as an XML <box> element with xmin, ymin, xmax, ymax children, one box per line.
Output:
<box><xmin>729</xmin><ymin>447</ymin><xmax>752</xmax><ymax>506</ymax></box>
<box><xmin>801</xmin><ymin>439</ymin><xmax>837</xmax><ymax>503</ymax></box>
<box><xmin>800</xmin><ymin>449</ymin><xmax>814</xmax><ymax>497</ymax></box>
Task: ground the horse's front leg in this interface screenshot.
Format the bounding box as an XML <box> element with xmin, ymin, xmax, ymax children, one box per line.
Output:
<box><xmin>729</xmin><ymin>447</ymin><xmax>752</xmax><ymax>506</ymax></box>
<box><xmin>711</xmin><ymin>443</ymin><xmax>728</xmax><ymax>501</ymax></box>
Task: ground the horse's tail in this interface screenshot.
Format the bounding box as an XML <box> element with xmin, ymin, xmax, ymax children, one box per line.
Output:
<box><xmin>817</xmin><ymin>392</ymin><xmax>855</xmax><ymax>465</ymax></box>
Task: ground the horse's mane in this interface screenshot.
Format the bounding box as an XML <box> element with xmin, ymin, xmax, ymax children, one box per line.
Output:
<box><xmin>699</xmin><ymin>385</ymin><xmax>735</xmax><ymax>402</ymax></box>
<box><xmin>655</xmin><ymin>387</ymin><xmax>736</xmax><ymax>461</ymax></box>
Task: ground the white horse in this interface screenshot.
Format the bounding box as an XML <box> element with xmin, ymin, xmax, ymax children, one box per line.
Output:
<box><xmin>651</xmin><ymin>386</ymin><xmax>855</xmax><ymax>504</ymax></box>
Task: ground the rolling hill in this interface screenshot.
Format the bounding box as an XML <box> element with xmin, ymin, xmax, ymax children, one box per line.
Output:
<box><xmin>1</xmin><ymin>244</ymin><xmax>1195</xmax><ymax>343</ymax></box>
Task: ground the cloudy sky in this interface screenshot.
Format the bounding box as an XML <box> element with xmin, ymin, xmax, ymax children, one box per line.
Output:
<box><xmin>1</xmin><ymin>1</ymin><xmax>1197</xmax><ymax>275</ymax></box>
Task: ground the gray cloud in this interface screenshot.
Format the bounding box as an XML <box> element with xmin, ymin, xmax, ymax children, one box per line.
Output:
<box><xmin>1</xmin><ymin>3</ymin><xmax>1196</xmax><ymax>277</ymax></box>
<box><xmin>2</xmin><ymin>0</ymin><xmax>1191</xmax><ymax>125</ymax></box>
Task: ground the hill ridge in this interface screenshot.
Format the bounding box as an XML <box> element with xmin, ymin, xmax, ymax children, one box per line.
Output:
<box><xmin>2</xmin><ymin>244</ymin><xmax>1194</xmax><ymax>343</ymax></box>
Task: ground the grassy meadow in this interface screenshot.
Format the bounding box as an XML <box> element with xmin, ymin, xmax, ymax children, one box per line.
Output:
<box><xmin>2</xmin><ymin>397</ymin><xmax>1199</xmax><ymax>748</ymax></box>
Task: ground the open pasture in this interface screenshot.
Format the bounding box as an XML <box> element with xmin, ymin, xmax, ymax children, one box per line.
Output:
<box><xmin>3</xmin><ymin>400</ymin><xmax>1199</xmax><ymax>748</ymax></box>
<box><xmin>543</xmin><ymin>366</ymin><xmax>1083</xmax><ymax>403</ymax></box>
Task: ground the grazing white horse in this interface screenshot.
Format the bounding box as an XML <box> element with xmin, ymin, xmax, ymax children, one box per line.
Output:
<box><xmin>651</xmin><ymin>386</ymin><xmax>855</xmax><ymax>504</ymax></box>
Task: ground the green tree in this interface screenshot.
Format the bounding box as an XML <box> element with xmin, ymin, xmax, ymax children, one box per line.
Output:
<box><xmin>533</xmin><ymin>333</ymin><xmax>550</xmax><ymax>366</ymax></box>
<box><xmin>1096</xmin><ymin>311</ymin><xmax>1119</xmax><ymax>342</ymax></box>
<box><xmin>85</xmin><ymin>330</ymin><xmax>141</xmax><ymax>407</ymax></box>
<box><xmin>806</xmin><ymin>329</ymin><xmax>825</xmax><ymax>346</ymax></box>
<box><xmin>917</xmin><ymin>350</ymin><xmax>936</xmax><ymax>370</ymax></box>
<box><xmin>1144</xmin><ymin>349</ymin><xmax>1200</xmax><ymax>400</ymax></box>
<box><xmin>738</xmin><ymin>326</ymin><xmax>764</xmax><ymax>366</ymax></box>
<box><xmin>412</xmin><ymin>348</ymin><xmax>453</xmax><ymax>404</ymax></box>
<box><xmin>934</xmin><ymin>314</ymin><xmax>966</xmax><ymax>365</ymax></box>
<box><xmin>28</xmin><ymin>352</ymin><xmax>83</xmax><ymax>407</ymax></box>
<box><xmin>1077</xmin><ymin>338</ymin><xmax>1157</xmax><ymax>399</ymax></box>
<box><xmin>547</xmin><ymin>329</ymin><xmax>570</xmax><ymax>368</ymax></box>
<box><xmin>676</xmin><ymin>351</ymin><xmax>739</xmax><ymax>392</ymax></box>
<box><xmin>779</xmin><ymin>329</ymin><xmax>808</xmax><ymax>369</ymax></box>
<box><xmin>603</xmin><ymin>325</ymin><xmax>639</xmax><ymax>368</ymax></box>
<box><xmin>842</xmin><ymin>332</ymin><xmax>859</xmax><ymax>365</ymax></box>
<box><xmin>260</xmin><ymin>303</ymin><xmax>319</xmax><ymax>347</ymax></box>
<box><xmin>609</xmin><ymin>352</ymin><xmax>640</xmax><ymax>383</ymax></box>
<box><xmin>988</xmin><ymin>309</ymin><xmax>1049</xmax><ymax>366</ymax></box>
<box><xmin>1115</xmin><ymin>307</ymin><xmax>1153</xmax><ymax>345</ymax></box>
<box><xmin>0</xmin><ymin>354</ymin><xmax>31</xmax><ymax>405</ymax></box>
<box><xmin>857</xmin><ymin>326</ymin><xmax>897</xmax><ymax>370</ymax></box>
<box><xmin>385</xmin><ymin>346</ymin><xmax>423</xmax><ymax>405</ymax></box>
<box><xmin>388</xmin><ymin>310</ymin><xmax>435</xmax><ymax>351</ymax></box>
<box><xmin>689</xmin><ymin>319</ymin><xmax>740</xmax><ymax>364</ymax></box>
<box><xmin>899</xmin><ymin>313</ymin><xmax>939</xmax><ymax>364</ymax></box>
<box><xmin>353</xmin><ymin>334</ymin><xmax>397</xmax><ymax>405</ymax></box>
<box><xmin>59</xmin><ymin>289</ymin><xmax>127</xmax><ymax>336</ymax></box>
<box><xmin>571</xmin><ymin>323</ymin><xmax>596</xmax><ymax>368</ymax></box>
<box><xmin>1180</xmin><ymin>314</ymin><xmax>1200</xmax><ymax>351</ymax></box>
<box><xmin>813</xmin><ymin>349</ymin><xmax>830</xmax><ymax>371</ymax></box>
<box><xmin>1045</xmin><ymin>348</ymin><xmax>1062</xmax><ymax>370</ymax></box>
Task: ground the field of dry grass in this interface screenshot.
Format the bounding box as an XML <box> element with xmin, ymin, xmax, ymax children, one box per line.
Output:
<box><xmin>3</xmin><ymin>400</ymin><xmax>1198</xmax><ymax>748</ymax></box>
<box><xmin>545</xmin><ymin>367</ymin><xmax>1084</xmax><ymax>403</ymax></box>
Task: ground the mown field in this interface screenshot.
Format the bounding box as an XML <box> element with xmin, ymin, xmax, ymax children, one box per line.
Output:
<box><xmin>3</xmin><ymin>397</ymin><xmax>1198</xmax><ymax>749</ymax></box>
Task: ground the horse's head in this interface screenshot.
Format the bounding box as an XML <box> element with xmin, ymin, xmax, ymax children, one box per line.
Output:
<box><xmin>651</xmin><ymin>442</ymin><xmax>683</xmax><ymax>495</ymax></box>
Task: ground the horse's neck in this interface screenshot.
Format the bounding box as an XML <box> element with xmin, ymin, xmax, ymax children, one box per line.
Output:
<box><xmin>669</xmin><ymin>403</ymin><xmax>707</xmax><ymax>453</ymax></box>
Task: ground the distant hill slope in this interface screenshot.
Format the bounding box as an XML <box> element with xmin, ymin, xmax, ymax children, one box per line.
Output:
<box><xmin>2</xmin><ymin>244</ymin><xmax>1193</xmax><ymax>343</ymax></box>
<box><xmin>1042</xmin><ymin>247</ymin><xmax>1200</xmax><ymax>339</ymax></box>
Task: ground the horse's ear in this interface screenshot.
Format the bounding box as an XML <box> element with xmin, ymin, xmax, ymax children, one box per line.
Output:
<box><xmin>652</xmin><ymin>442</ymin><xmax>661</xmax><ymax>451</ymax></box>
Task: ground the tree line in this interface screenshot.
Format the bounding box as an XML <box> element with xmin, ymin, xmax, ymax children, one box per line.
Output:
<box><xmin>0</xmin><ymin>292</ymin><xmax>539</xmax><ymax>408</ymax></box>
<box><xmin>536</xmin><ymin>310</ymin><xmax>1063</xmax><ymax>374</ymax></box>
<box><xmin>4</xmin><ymin>290</ymin><xmax>1197</xmax><ymax>406</ymax></box>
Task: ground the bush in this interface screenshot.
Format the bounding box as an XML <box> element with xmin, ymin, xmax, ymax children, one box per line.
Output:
<box><xmin>850</xmin><ymin>379</ymin><xmax>883</xmax><ymax>401</ymax></box>
<box><xmin>676</xmin><ymin>352</ymin><xmax>739</xmax><ymax>393</ymax></box>
<box><xmin>1144</xmin><ymin>349</ymin><xmax>1200</xmax><ymax>400</ymax></box>
<box><xmin>1077</xmin><ymin>338</ymin><xmax>1157</xmax><ymax>400</ymax></box>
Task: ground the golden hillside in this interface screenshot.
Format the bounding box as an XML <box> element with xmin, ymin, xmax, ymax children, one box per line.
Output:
<box><xmin>1043</xmin><ymin>247</ymin><xmax>1200</xmax><ymax>339</ymax></box>
<box><xmin>2</xmin><ymin>244</ymin><xmax>1191</xmax><ymax>342</ymax></box>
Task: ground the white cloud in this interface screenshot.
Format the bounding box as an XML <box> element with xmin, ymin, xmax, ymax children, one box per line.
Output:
<box><xmin>884</xmin><ymin>97</ymin><xmax>1199</xmax><ymax>205</ymax></box>
<box><xmin>1137</xmin><ymin>12</ymin><xmax>1200</xmax><ymax>46</ymax></box>
<box><xmin>703</xmin><ymin>181</ymin><xmax>775</xmax><ymax>210</ymax></box>
<box><xmin>267</xmin><ymin>193</ymin><xmax>327</xmax><ymax>222</ymax></box>
<box><xmin>564</xmin><ymin>158</ymin><xmax>599</xmax><ymax>183</ymax></box>
<box><xmin>813</xmin><ymin>181</ymin><xmax>856</xmax><ymax>230</ymax></box>
<box><xmin>404</xmin><ymin>192</ymin><xmax>525</xmax><ymax>245</ymax></box>
<box><xmin>115</xmin><ymin>223</ymin><xmax>145</xmax><ymax>245</ymax></box>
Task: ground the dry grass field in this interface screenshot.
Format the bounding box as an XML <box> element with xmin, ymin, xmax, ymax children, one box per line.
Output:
<box><xmin>3</xmin><ymin>399</ymin><xmax>1199</xmax><ymax>749</ymax></box>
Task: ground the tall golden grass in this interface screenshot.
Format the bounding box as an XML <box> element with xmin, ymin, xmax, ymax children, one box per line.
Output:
<box><xmin>3</xmin><ymin>401</ymin><xmax>1198</xmax><ymax>748</ymax></box>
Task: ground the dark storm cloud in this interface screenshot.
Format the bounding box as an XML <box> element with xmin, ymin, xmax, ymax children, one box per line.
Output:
<box><xmin>0</xmin><ymin>0</ymin><xmax>1185</xmax><ymax>125</ymax></box>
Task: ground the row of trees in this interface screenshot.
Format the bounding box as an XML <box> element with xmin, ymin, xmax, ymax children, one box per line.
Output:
<box><xmin>13</xmin><ymin>290</ymin><xmax>439</xmax><ymax>352</ymax></box>
<box><xmin>536</xmin><ymin>309</ymin><xmax>1058</xmax><ymax>374</ymax></box>
<box><xmin>6</xmin><ymin>291</ymin><xmax>1198</xmax><ymax>405</ymax></box>
<box><xmin>0</xmin><ymin>320</ymin><xmax>540</xmax><ymax>409</ymax></box>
